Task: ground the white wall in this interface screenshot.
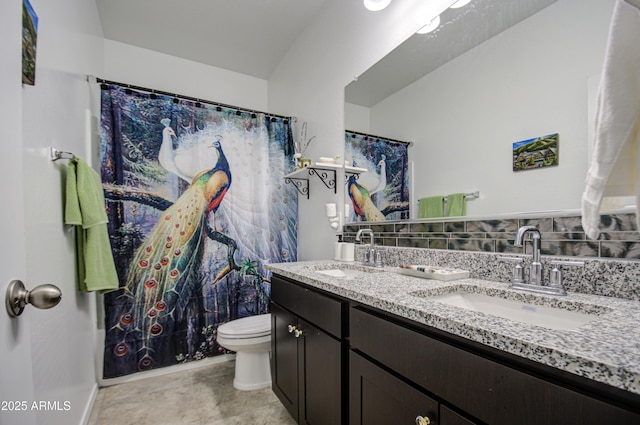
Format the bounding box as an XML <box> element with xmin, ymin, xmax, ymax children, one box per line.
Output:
<box><xmin>367</xmin><ymin>0</ymin><xmax>615</xmax><ymax>217</ymax></box>
<box><xmin>104</xmin><ymin>40</ymin><xmax>268</xmax><ymax>112</ymax></box>
<box><xmin>269</xmin><ymin>0</ymin><xmax>454</xmax><ymax>260</ymax></box>
<box><xmin>17</xmin><ymin>0</ymin><xmax>105</xmax><ymax>424</ymax></box>
<box><xmin>345</xmin><ymin>102</ymin><xmax>370</xmax><ymax>134</ymax></box>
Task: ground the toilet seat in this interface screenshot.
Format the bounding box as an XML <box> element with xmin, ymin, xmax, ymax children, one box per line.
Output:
<box><xmin>217</xmin><ymin>313</ymin><xmax>271</xmax><ymax>339</ymax></box>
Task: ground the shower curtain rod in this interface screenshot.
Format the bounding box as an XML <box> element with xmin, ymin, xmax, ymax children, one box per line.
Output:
<box><xmin>346</xmin><ymin>129</ymin><xmax>413</xmax><ymax>147</ymax></box>
<box><xmin>90</xmin><ymin>76</ymin><xmax>294</xmax><ymax>122</ymax></box>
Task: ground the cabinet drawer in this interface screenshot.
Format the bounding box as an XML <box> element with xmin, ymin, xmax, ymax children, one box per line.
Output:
<box><xmin>350</xmin><ymin>306</ymin><xmax>640</xmax><ymax>425</ymax></box>
<box><xmin>272</xmin><ymin>275</ymin><xmax>344</xmax><ymax>338</ymax></box>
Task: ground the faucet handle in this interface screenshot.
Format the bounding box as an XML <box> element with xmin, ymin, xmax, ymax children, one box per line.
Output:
<box><xmin>549</xmin><ymin>260</ymin><xmax>585</xmax><ymax>290</ymax></box>
<box><xmin>375</xmin><ymin>250</ymin><xmax>384</xmax><ymax>268</ymax></box>
<box><xmin>498</xmin><ymin>256</ymin><xmax>525</xmax><ymax>284</ymax></box>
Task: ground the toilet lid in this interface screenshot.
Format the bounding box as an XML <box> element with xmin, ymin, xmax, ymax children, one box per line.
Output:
<box><xmin>217</xmin><ymin>313</ymin><xmax>271</xmax><ymax>339</ymax></box>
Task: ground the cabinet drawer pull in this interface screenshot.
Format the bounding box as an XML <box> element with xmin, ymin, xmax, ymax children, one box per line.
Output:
<box><xmin>294</xmin><ymin>329</ymin><xmax>304</xmax><ymax>338</ymax></box>
<box><xmin>415</xmin><ymin>415</ymin><xmax>431</xmax><ymax>425</ymax></box>
<box><xmin>287</xmin><ymin>324</ymin><xmax>296</xmax><ymax>333</ymax></box>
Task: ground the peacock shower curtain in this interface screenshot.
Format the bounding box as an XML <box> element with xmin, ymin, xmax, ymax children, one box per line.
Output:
<box><xmin>99</xmin><ymin>84</ymin><xmax>298</xmax><ymax>378</ymax></box>
<box><xmin>345</xmin><ymin>130</ymin><xmax>410</xmax><ymax>222</ymax></box>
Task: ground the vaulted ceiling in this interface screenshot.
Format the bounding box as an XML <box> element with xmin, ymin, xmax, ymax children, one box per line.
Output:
<box><xmin>96</xmin><ymin>0</ymin><xmax>557</xmax><ymax>107</ymax></box>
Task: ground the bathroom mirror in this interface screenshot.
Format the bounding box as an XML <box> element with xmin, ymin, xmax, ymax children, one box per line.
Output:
<box><xmin>344</xmin><ymin>0</ymin><xmax>621</xmax><ymax>221</ymax></box>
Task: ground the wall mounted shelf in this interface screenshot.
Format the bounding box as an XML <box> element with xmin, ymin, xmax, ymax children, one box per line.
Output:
<box><xmin>284</xmin><ymin>163</ymin><xmax>367</xmax><ymax>199</ymax></box>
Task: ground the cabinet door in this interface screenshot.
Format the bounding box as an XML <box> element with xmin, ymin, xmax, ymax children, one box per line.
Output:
<box><xmin>271</xmin><ymin>303</ymin><xmax>299</xmax><ymax>422</ymax></box>
<box><xmin>440</xmin><ymin>406</ymin><xmax>477</xmax><ymax>425</ymax></box>
<box><xmin>350</xmin><ymin>351</ymin><xmax>438</xmax><ymax>425</ymax></box>
<box><xmin>299</xmin><ymin>319</ymin><xmax>343</xmax><ymax>425</ymax></box>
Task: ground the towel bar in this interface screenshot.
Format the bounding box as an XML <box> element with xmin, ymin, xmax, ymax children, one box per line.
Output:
<box><xmin>51</xmin><ymin>147</ymin><xmax>76</xmax><ymax>161</ymax></box>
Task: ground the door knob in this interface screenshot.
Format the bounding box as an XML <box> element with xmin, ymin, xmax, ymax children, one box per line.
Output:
<box><xmin>5</xmin><ymin>280</ymin><xmax>62</xmax><ymax>317</ymax></box>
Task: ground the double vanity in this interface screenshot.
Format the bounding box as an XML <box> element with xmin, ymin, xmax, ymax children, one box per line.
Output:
<box><xmin>267</xmin><ymin>255</ymin><xmax>640</xmax><ymax>425</ymax></box>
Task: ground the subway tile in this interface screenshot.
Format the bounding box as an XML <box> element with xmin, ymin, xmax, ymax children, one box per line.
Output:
<box><xmin>444</xmin><ymin>221</ymin><xmax>465</xmax><ymax>232</ymax></box>
<box><xmin>496</xmin><ymin>241</ymin><xmax>524</xmax><ymax>254</ymax></box>
<box><xmin>424</xmin><ymin>232</ymin><xmax>452</xmax><ymax>239</ymax></box>
<box><xmin>370</xmin><ymin>223</ymin><xmax>395</xmax><ymax>233</ymax></box>
<box><xmin>395</xmin><ymin>222</ymin><xmax>410</xmax><ymax>233</ymax></box>
<box><xmin>553</xmin><ymin>216</ymin><xmax>584</xmax><ymax>232</ymax></box>
<box><xmin>448</xmin><ymin>238</ymin><xmax>495</xmax><ymax>252</ymax></box>
<box><xmin>409</xmin><ymin>222</ymin><xmax>444</xmax><ymax>232</ymax></box>
<box><xmin>486</xmin><ymin>232</ymin><xmax>517</xmax><ymax>240</ymax></box>
<box><xmin>541</xmin><ymin>231</ymin><xmax>586</xmax><ymax>241</ymax></box>
<box><xmin>428</xmin><ymin>239</ymin><xmax>448</xmax><ymax>250</ymax></box>
<box><xmin>538</xmin><ymin>240</ymin><xmax>599</xmax><ymax>257</ymax></box>
<box><xmin>597</xmin><ymin>231</ymin><xmax>640</xmax><ymax>241</ymax></box>
<box><xmin>451</xmin><ymin>232</ymin><xmax>486</xmax><ymax>239</ymax></box>
<box><xmin>380</xmin><ymin>237</ymin><xmax>398</xmax><ymax>247</ymax></box>
<box><xmin>518</xmin><ymin>217</ymin><xmax>553</xmax><ymax>232</ymax></box>
<box><xmin>599</xmin><ymin>213</ymin><xmax>638</xmax><ymax>232</ymax></box>
<box><xmin>600</xmin><ymin>241</ymin><xmax>640</xmax><ymax>259</ymax></box>
<box><xmin>398</xmin><ymin>238</ymin><xmax>430</xmax><ymax>249</ymax></box>
<box><xmin>465</xmin><ymin>219</ymin><xmax>519</xmax><ymax>233</ymax></box>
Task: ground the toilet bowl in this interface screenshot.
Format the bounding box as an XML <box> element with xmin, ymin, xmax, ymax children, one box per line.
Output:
<box><xmin>217</xmin><ymin>313</ymin><xmax>272</xmax><ymax>391</ymax></box>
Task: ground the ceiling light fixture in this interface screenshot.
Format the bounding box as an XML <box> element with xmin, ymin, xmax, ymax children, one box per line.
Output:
<box><xmin>416</xmin><ymin>15</ymin><xmax>441</xmax><ymax>34</ymax></box>
<box><xmin>363</xmin><ymin>0</ymin><xmax>392</xmax><ymax>12</ymax></box>
<box><xmin>449</xmin><ymin>0</ymin><xmax>472</xmax><ymax>8</ymax></box>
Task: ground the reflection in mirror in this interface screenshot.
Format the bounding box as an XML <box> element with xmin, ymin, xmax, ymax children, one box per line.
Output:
<box><xmin>345</xmin><ymin>0</ymin><xmax>619</xmax><ymax>221</ymax></box>
<box><xmin>345</xmin><ymin>130</ymin><xmax>411</xmax><ymax>222</ymax></box>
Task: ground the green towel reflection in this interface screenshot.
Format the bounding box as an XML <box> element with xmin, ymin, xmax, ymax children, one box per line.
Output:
<box><xmin>446</xmin><ymin>193</ymin><xmax>467</xmax><ymax>217</ymax></box>
<box><xmin>418</xmin><ymin>196</ymin><xmax>444</xmax><ymax>218</ymax></box>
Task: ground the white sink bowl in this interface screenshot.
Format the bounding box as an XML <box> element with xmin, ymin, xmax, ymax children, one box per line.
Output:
<box><xmin>423</xmin><ymin>290</ymin><xmax>607</xmax><ymax>331</ymax></box>
<box><xmin>305</xmin><ymin>263</ymin><xmax>384</xmax><ymax>279</ymax></box>
<box><xmin>316</xmin><ymin>269</ymin><xmax>368</xmax><ymax>279</ymax></box>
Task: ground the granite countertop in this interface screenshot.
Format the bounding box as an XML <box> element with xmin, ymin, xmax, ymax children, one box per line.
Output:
<box><xmin>266</xmin><ymin>260</ymin><xmax>640</xmax><ymax>395</ymax></box>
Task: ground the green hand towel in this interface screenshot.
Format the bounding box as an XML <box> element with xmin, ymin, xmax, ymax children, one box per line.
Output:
<box><xmin>446</xmin><ymin>193</ymin><xmax>467</xmax><ymax>217</ymax></box>
<box><xmin>65</xmin><ymin>158</ymin><xmax>119</xmax><ymax>293</ymax></box>
<box><xmin>418</xmin><ymin>196</ymin><xmax>444</xmax><ymax>218</ymax></box>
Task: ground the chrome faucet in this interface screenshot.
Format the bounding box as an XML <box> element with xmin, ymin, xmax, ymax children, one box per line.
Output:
<box><xmin>355</xmin><ymin>229</ymin><xmax>382</xmax><ymax>267</ymax></box>
<box><xmin>499</xmin><ymin>226</ymin><xmax>585</xmax><ymax>296</ymax></box>
<box><xmin>514</xmin><ymin>225</ymin><xmax>543</xmax><ymax>285</ymax></box>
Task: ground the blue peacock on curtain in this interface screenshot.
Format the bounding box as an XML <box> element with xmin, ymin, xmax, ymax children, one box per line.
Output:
<box><xmin>100</xmin><ymin>85</ymin><xmax>297</xmax><ymax>378</ymax></box>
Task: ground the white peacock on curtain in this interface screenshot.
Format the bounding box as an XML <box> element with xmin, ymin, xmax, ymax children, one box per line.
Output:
<box><xmin>100</xmin><ymin>84</ymin><xmax>297</xmax><ymax>378</ymax></box>
<box><xmin>345</xmin><ymin>130</ymin><xmax>410</xmax><ymax>222</ymax></box>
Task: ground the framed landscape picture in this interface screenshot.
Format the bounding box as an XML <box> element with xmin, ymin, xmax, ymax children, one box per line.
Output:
<box><xmin>22</xmin><ymin>0</ymin><xmax>38</xmax><ymax>85</ymax></box>
<box><xmin>512</xmin><ymin>133</ymin><xmax>558</xmax><ymax>172</ymax></box>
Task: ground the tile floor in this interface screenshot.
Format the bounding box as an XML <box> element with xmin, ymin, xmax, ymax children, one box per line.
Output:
<box><xmin>87</xmin><ymin>360</ymin><xmax>296</xmax><ymax>425</ymax></box>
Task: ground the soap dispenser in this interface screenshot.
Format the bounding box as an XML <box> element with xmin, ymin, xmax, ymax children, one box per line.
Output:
<box><xmin>334</xmin><ymin>235</ymin><xmax>345</xmax><ymax>261</ymax></box>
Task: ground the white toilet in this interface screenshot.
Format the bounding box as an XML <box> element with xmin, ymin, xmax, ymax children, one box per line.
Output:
<box><xmin>216</xmin><ymin>313</ymin><xmax>272</xmax><ymax>391</ymax></box>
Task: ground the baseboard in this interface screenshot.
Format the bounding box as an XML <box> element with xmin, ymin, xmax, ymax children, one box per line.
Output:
<box><xmin>80</xmin><ymin>383</ymin><xmax>99</xmax><ymax>425</ymax></box>
<box><xmin>97</xmin><ymin>353</ymin><xmax>235</xmax><ymax>387</ymax></box>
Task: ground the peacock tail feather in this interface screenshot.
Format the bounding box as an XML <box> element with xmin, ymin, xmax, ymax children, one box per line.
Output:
<box><xmin>348</xmin><ymin>175</ymin><xmax>385</xmax><ymax>222</ymax></box>
<box><xmin>111</xmin><ymin>140</ymin><xmax>231</xmax><ymax>371</ymax></box>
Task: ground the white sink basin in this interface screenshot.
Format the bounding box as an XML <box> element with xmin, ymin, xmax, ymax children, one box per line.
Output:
<box><xmin>306</xmin><ymin>263</ymin><xmax>384</xmax><ymax>279</ymax></box>
<box><xmin>425</xmin><ymin>291</ymin><xmax>604</xmax><ymax>331</ymax></box>
<box><xmin>316</xmin><ymin>269</ymin><xmax>368</xmax><ymax>279</ymax></box>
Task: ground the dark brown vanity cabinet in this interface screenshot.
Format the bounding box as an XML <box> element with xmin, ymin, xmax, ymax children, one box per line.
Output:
<box><xmin>350</xmin><ymin>305</ymin><xmax>640</xmax><ymax>425</ymax></box>
<box><xmin>271</xmin><ymin>275</ymin><xmax>346</xmax><ymax>424</ymax></box>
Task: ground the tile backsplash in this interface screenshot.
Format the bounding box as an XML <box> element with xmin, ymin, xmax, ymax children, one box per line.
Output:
<box><xmin>344</xmin><ymin>210</ymin><xmax>640</xmax><ymax>301</ymax></box>
<box><xmin>344</xmin><ymin>211</ymin><xmax>640</xmax><ymax>260</ymax></box>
